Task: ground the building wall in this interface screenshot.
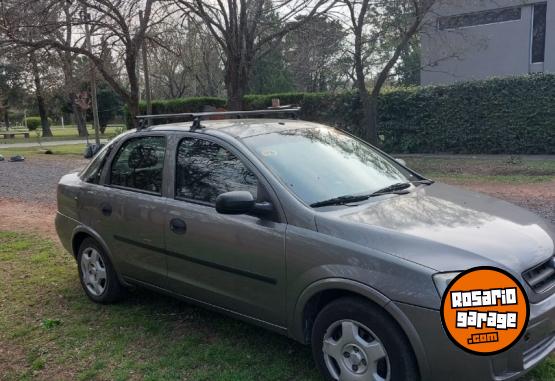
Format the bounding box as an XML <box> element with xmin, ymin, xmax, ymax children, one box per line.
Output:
<box><xmin>421</xmin><ymin>0</ymin><xmax>554</xmax><ymax>85</ymax></box>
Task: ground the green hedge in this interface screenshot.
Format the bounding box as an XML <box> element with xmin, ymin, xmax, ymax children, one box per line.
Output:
<box><xmin>24</xmin><ymin>116</ymin><xmax>43</xmax><ymax>131</ymax></box>
<box><xmin>133</xmin><ymin>74</ymin><xmax>555</xmax><ymax>154</ymax></box>
<box><xmin>132</xmin><ymin>97</ymin><xmax>226</xmax><ymax>126</ymax></box>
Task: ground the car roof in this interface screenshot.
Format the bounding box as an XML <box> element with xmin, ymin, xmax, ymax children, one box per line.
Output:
<box><xmin>140</xmin><ymin>118</ymin><xmax>329</xmax><ymax>139</ymax></box>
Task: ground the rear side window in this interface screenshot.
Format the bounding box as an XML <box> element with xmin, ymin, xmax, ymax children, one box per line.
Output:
<box><xmin>110</xmin><ymin>136</ymin><xmax>166</xmax><ymax>194</ymax></box>
<box><xmin>176</xmin><ymin>138</ymin><xmax>257</xmax><ymax>204</ymax></box>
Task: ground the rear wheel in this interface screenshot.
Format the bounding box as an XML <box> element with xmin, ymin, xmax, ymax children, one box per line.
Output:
<box><xmin>77</xmin><ymin>238</ymin><xmax>125</xmax><ymax>303</ymax></box>
<box><xmin>311</xmin><ymin>297</ymin><xmax>419</xmax><ymax>381</ymax></box>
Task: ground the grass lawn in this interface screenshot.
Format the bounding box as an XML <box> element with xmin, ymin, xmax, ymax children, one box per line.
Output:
<box><xmin>0</xmin><ymin>125</ymin><xmax>124</xmax><ymax>144</ymax></box>
<box><xmin>0</xmin><ymin>144</ymin><xmax>87</xmax><ymax>158</ymax></box>
<box><xmin>0</xmin><ymin>232</ymin><xmax>319</xmax><ymax>381</ymax></box>
<box><xmin>404</xmin><ymin>155</ymin><xmax>555</xmax><ymax>184</ymax></box>
<box><xmin>1</xmin><ymin>231</ymin><xmax>554</xmax><ymax>381</ymax></box>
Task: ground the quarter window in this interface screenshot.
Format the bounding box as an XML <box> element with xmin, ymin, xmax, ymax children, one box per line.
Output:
<box><xmin>176</xmin><ymin>138</ymin><xmax>258</xmax><ymax>204</ymax></box>
<box><xmin>110</xmin><ymin>136</ymin><xmax>166</xmax><ymax>193</ymax></box>
<box><xmin>81</xmin><ymin>144</ymin><xmax>111</xmax><ymax>184</ymax></box>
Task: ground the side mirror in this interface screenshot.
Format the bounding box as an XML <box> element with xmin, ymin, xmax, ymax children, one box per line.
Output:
<box><xmin>216</xmin><ymin>191</ymin><xmax>255</xmax><ymax>214</ymax></box>
<box><xmin>395</xmin><ymin>158</ymin><xmax>407</xmax><ymax>166</ymax></box>
<box><xmin>215</xmin><ymin>191</ymin><xmax>274</xmax><ymax>216</ymax></box>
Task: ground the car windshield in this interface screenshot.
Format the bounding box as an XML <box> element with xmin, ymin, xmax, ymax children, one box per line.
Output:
<box><xmin>243</xmin><ymin>127</ymin><xmax>417</xmax><ymax>206</ymax></box>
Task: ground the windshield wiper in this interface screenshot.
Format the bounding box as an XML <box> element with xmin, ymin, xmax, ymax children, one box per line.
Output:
<box><xmin>311</xmin><ymin>182</ymin><xmax>415</xmax><ymax>208</ymax></box>
<box><xmin>368</xmin><ymin>182</ymin><xmax>412</xmax><ymax>197</ymax></box>
<box><xmin>310</xmin><ymin>194</ymin><xmax>372</xmax><ymax>208</ymax></box>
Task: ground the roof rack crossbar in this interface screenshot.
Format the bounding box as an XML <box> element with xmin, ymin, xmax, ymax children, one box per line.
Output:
<box><xmin>135</xmin><ymin>107</ymin><xmax>301</xmax><ymax>130</ymax></box>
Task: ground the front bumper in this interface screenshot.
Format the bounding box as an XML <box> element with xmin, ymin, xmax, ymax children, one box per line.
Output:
<box><xmin>397</xmin><ymin>292</ymin><xmax>555</xmax><ymax>381</ymax></box>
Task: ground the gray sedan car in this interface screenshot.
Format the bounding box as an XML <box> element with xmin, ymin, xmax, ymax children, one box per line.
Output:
<box><xmin>55</xmin><ymin>114</ymin><xmax>555</xmax><ymax>381</ymax></box>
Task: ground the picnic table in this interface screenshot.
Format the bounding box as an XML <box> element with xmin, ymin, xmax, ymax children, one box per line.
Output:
<box><xmin>1</xmin><ymin>130</ymin><xmax>30</xmax><ymax>139</ymax></box>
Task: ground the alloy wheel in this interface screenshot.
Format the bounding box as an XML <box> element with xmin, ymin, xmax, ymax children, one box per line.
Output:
<box><xmin>322</xmin><ymin>319</ymin><xmax>390</xmax><ymax>381</ymax></box>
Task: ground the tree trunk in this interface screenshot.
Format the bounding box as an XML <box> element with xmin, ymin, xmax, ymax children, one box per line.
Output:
<box><xmin>71</xmin><ymin>95</ymin><xmax>88</xmax><ymax>137</ymax></box>
<box><xmin>126</xmin><ymin>96</ymin><xmax>140</xmax><ymax>129</ymax></box>
<box><xmin>30</xmin><ymin>55</ymin><xmax>52</xmax><ymax>137</ymax></box>
<box><xmin>125</xmin><ymin>52</ymin><xmax>140</xmax><ymax>129</ymax></box>
<box><xmin>3</xmin><ymin>110</ymin><xmax>9</xmax><ymax>130</ymax></box>
<box><xmin>225</xmin><ymin>59</ymin><xmax>247</xmax><ymax>111</ymax></box>
<box><xmin>365</xmin><ymin>93</ymin><xmax>379</xmax><ymax>145</ymax></box>
<box><xmin>353</xmin><ymin>34</ymin><xmax>378</xmax><ymax>144</ymax></box>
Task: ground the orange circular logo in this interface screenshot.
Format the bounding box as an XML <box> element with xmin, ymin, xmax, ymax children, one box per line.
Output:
<box><xmin>440</xmin><ymin>267</ymin><xmax>529</xmax><ymax>355</ymax></box>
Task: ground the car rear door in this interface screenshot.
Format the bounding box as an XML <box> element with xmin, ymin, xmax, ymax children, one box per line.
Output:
<box><xmin>95</xmin><ymin>134</ymin><xmax>169</xmax><ymax>287</ymax></box>
<box><xmin>164</xmin><ymin>135</ymin><xmax>287</xmax><ymax>327</ymax></box>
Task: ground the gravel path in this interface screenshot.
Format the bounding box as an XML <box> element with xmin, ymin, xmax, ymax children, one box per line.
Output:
<box><xmin>0</xmin><ymin>139</ymin><xmax>107</xmax><ymax>148</ymax></box>
<box><xmin>0</xmin><ymin>156</ymin><xmax>88</xmax><ymax>204</ymax></box>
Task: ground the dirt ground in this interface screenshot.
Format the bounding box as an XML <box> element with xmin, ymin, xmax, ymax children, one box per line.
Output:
<box><xmin>444</xmin><ymin>178</ymin><xmax>555</xmax><ymax>224</ymax></box>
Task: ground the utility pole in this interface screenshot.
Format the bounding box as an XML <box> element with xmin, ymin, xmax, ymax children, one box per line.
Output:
<box><xmin>139</xmin><ymin>10</ymin><xmax>152</xmax><ymax>126</ymax></box>
<box><xmin>82</xmin><ymin>6</ymin><xmax>101</xmax><ymax>146</ymax></box>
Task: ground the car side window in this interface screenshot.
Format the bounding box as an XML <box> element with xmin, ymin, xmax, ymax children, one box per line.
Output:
<box><xmin>176</xmin><ymin>137</ymin><xmax>258</xmax><ymax>204</ymax></box>
<box><xmin>110</xmin><ymin>136</ymin><xmax>166</xmax><ymax>194</ymax></box>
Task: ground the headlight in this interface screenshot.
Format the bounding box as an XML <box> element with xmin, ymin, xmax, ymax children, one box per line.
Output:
<box><xmin>433</xmin><ymin>272</ymin><xmax>460</xmax><ymax>297</ymax></box>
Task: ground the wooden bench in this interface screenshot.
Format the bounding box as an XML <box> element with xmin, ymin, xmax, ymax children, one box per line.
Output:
<box><xmin>1</xmin><ymin>131</ymin><xmax>30</xmax><ymax>139</ymax></box>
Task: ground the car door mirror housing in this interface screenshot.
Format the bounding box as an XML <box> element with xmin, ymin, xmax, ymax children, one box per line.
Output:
<box><xmin>216</xmin><ymin>191</ymin><xmax>274</xmax><ymax>216</ymax></box>
<box><xmin>216</xmin><ymin>191</ymin><xmax>256</xmax><ymax>214</ymax></box>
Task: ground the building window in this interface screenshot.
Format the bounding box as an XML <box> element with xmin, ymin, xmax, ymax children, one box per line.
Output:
<box><xmin>438</xmin><ymin>7</ymin><xmax>522</xmax><ymax>30</ymax></box>
<box><xmin>532</xmin><ymin>3</ymin><xmax>547</xmax><ymax>63</ymax></box>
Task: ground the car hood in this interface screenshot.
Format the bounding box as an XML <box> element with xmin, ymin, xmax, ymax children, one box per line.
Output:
<box><xmin>315</xmin><ymin>183</ymin><xmax>555</xmax><ymax>277</ymax></box>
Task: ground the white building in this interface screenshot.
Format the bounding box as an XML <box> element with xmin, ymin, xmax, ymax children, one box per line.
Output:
<box><xmin>421</xmin><ymin>0</ymin><xmax>554</xmax><ymax>85</ymax></box>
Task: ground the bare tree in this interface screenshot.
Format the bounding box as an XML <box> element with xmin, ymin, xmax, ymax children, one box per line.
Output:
<box><xmin>148</xmin><ymin>16</ymin><xmax>225</xmax><ymax>99</ymax></box>
<box><xmin>55</xmin><ymin>1</ymin><xmax>88</xmax><ymax>136</ymax></box>
<box><xmin>285</xmin><ymin>15</ymin><xmax>348</xmax><ymax>92</ymax></box>
<box><xmin>0</xmin><ymin>0</ymin><xmax>173</xmax><ymax>128</ymax></box>
<box><xmin>176</xmin><ymin>0</ymin><xmax>334</xmax><ymax>110</ymax></box>
<box><xmin>342</xmin><ymin>0</ymin><xmax>436</xmax><ymax>144</ymax></box>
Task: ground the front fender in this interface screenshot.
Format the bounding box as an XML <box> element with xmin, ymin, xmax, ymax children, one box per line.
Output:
<box><xmin>289</xmin><ymin>277</ymin><xmax>431</xmax><ymax>381</ymax></box>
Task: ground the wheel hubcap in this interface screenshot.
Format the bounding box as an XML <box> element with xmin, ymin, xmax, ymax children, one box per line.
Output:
<box><xmin>80</xmin><ymin>248</ymin><xmax>107</xmax><ymax>296</ymax></box>
<box><xmin>322</xmin><ymin>320</ymin><xmax>390</xmax><ymax>381</ymax></box>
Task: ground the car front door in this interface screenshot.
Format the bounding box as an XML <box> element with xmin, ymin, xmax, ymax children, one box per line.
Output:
<box><xmin>164</xmin><ymin>135</ymin><xmax>287</xmax><ymax>327</ymax></box>
<box><xmin>98</xmin><ymin>135</ymin><xmax>169</xmax><ymax>287</ymax></box>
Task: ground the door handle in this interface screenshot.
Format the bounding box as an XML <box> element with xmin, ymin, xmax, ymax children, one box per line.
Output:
<box><xmin>100</xmin><ymin>203</ymin><xmax>112</xmax><ymax>216</ymax></box>
<box><xmin>170</xmin><ymin>218</ymin><xmax>187</xmax><ymax>235</ymax></box>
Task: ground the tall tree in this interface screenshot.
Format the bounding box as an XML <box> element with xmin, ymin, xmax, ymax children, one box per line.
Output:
<box><xmin>285</xmin><ymin>15</ymin><xmax>347</xmax><ymax>92</ymax></box>
<box><xmin>29</xmin><ymin>51</ymin><xmax>53</xmax><ymax>136</ymax></box>
<box><xmin>177</xmin><ymin>0</ymin><xmax>334</xmax><ymax>110</ymax></box>
<box><xmin>343</xmin><ymin>0</ymin><xmax>435</xmax><ymax>144</ymax></box>
<box><xmin>0</xmin><ymin>60</ymin><xmax>25</xmax><ymax>130</ymax></box>
<box><xmin>56</xmin><ymin>1</ymin><xmax>88</xmax><ymax>136</ymax></box>
<box><xmin>0</xmin><ymin>0</ymin><xmax>171</xmax><ymax>128</ymax></box>
<box><xmin>148</xmin><ymin>17</ymin><xmax>225</xmax><ymax>98</ymax></box>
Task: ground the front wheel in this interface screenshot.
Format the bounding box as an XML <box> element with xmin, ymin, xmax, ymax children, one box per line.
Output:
<box><xmin>311</xmin><ymin>297</ymin><xmax>419</xmax><ymax>381</ymax></box>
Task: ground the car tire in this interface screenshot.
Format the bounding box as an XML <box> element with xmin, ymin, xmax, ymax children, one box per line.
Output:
<box><xmin>311</xmin><ymin>297</ymin><xmax>419</xmax><ymax>381</ymax></box>
<box><xmin>77</xmin><ymin>238</ymin><xmax>125</xmax><ymax>303</ymax></box>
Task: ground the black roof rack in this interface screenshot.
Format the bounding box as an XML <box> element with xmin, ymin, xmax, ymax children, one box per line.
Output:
<box><xmin>135</xmin><ymin>107</ymin><xmax>301</xmax><ymax>131</ymax></box>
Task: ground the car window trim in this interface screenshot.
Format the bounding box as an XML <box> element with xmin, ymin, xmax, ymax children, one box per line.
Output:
<box><xmin>107</xmin><ymin>134</ymin><xmax>167</xmax><ymax>195</ymax></box>
<box><xmin>106</xmin><ymin>184</ymin><xmax>163</xmax><ymax>197</ymax></box>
